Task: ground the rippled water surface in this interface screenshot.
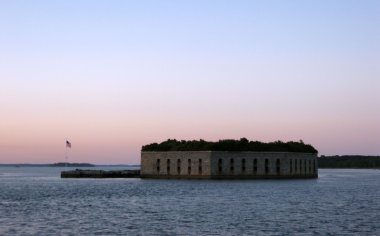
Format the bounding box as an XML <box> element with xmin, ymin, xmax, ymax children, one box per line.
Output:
<box><xmin>0</xmin><ymin>167</ymin><xmax>379</xmax><ymax>235</ymax></box>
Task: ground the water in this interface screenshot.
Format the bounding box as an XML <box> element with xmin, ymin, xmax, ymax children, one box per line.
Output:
<box><xmin>0</xmin><ymin>167</ymin><xmax>379</xmax><ymax>235</ymax></box>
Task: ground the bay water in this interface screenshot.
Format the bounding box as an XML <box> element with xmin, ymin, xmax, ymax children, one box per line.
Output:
<box><xmin>0</xmin><ymin>167</ymin><xmax>379</xmax><ymax>235</ymax></box>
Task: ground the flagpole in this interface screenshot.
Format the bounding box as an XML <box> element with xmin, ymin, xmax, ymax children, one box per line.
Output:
<box><xmin>65</xmin><ymin>140</ymin><xmax>68</xmax><ymax>170</ymax></box>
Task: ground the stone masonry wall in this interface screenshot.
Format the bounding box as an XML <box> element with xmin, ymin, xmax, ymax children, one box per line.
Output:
<box><xmin>141</xmin><ymin>151</ymin><xmax>212</xmax><ymax>178</ymax></box>
<box><xmin>209</xmin><ymin>152</ymin><xmax>318</xmax><ymax>178</ymax></box>
<box><xmin>141</xmin><ymin>151</ymin><xmax>318</xmax><ymax>179</ymax></box>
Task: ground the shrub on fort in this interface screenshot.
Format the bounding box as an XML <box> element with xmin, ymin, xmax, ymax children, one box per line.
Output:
<box><xmin>142</xmin><ymin>138</ymin><xmax>318</xmax><ymax>153</ymax></box>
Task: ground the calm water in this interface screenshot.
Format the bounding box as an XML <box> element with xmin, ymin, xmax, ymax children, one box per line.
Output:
<box><xmin>0</xmin><ymin>167</ymin><xmax>379</xmax><ymax>235</ymax></box>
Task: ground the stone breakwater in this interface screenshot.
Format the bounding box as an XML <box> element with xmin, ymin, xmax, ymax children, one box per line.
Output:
<box><xmin>61</xmin><ymin>169</ymin><xmax>140</xmax><ymax>178</ymax></box>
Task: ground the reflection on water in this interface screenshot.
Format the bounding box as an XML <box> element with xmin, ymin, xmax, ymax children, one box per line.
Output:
<box><xmin>0</xmin><ymin>167</ymin><xmax>379</xmax><ymax>235</ymax></box>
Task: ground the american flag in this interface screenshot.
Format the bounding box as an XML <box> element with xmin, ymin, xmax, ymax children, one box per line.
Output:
<box><xmin>66</xmin><ymin>140</ymin><xmax>71</xmax><ymax>148</ymax></box>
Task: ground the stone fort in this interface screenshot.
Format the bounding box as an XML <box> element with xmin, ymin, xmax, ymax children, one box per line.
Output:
<box><xmin>141</xmin><ymin>151</ymin><xmax>318</xmax><ymax>179</ymax></box>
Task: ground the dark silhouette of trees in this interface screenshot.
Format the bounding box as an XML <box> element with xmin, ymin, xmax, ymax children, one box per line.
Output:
<box><xmin>318</xmin><ymin>155</ymin><xmax>380</xmax><ymax>168</ymax></box>
<box><xmin>142</xmin><ymin>138</ymin><xmax>318</xmax><ymax>153</ymax></box>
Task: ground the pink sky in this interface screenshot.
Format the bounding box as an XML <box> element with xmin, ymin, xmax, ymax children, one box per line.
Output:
<box><xmin>0</xmin><ymin>1</ymin><xmax>379</xmax><ymax>164</ymax></box>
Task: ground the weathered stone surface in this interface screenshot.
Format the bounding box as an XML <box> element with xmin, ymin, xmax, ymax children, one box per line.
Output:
<box><xmin>141</xmin><ymin>151</ymin><xmax>318</xmax><ymax>179</ymax></box>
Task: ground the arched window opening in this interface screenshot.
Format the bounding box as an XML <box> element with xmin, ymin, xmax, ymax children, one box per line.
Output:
<box><xmin>242</xmin><ymin>159</ymin><xmax>246</xmax><ymax>173</ymax></box>
<box><xmin>177</xmin><ymin>159</ymin><xmax>181</xmax><ymax>174</ymax></box>
<box><xmin>295</xmin><ymin>159</ymin><xmax>298</xmax><ymax>173</ymax></box>
<box><xmin>218</xmin><ymin>158</ymin><xmax>223</xmax><ymax>173</ymax></box>
<box><xmin>309</xmin><ymin>160</ymin><xmax>311</xmax><ymax>174</ymax></box>
<box><xmin>276</xmin><ymin>159</ymin><xmax>280</xmax><ymax>175</ymax></box>
<box><xmin>188</xmin><ymin>159</ymin><xmax>191</xmax><ymax>175</ymax></box>
<box><xmin>198</xmin><ymin>159</ymin><xmax>202</xmax><ymax>175</ymax></box>
<box><xmin>253</xmin><ymin>159</ymin><xmax>257</xmax><ymax>174</ymax></box>
<box><xmin>156</xmin><ymin>159</ymin><xmax>160</xmax><ymax>173</ymax></box>
<box><xmin>290</xmin><ymin>159</ymin><xmax>293</xmax><ymax>174</ymax></box>
<box><xmin>304</xmin><ymin>160</ymin><xmax>307</xmax><ymax>174</ymax></box>
<box><xmin>167</xmin><ymin>159</ymin><xmax>171</xmax><ymax>175</ymax></box>
<box><xmin>265</xmin><ymin>159</ymin><xmax>269</xmax><ymax>174</ymax></box>
<box><xmin>230</xmin><ymin>158</ymin><xmax>234</xmax><ymax>174</ymax></box>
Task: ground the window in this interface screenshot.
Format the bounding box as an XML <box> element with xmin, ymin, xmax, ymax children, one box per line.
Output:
<box><xmin>253</xmin><ymin>159</ymin><xmax>257</xmax><ymax>174</ymax></box>
<box><xmin>198</xmin><ymin>159</ymin><xmax>202</xmax><ymax>175</ymax></box>
<box><xmin>188</xmin><ymin>159</ymin><xmax>191</xmax><ymax>175</ymax></box>
<box><xmin>301</xmin><ymin>160</ymin><xmax>305</xmax><ymax>174</ymax></box>
<box><xmin>156</xmin><ymin>159</ymin><xmax>160</xmax><ymax>173</ymax></box>
<box><xmin>295</xmin><ymin>159</ymin><xmax>298</xmax><ymax>173</ymax></box>
<box><xmin>218</xmin><ymin>159</ymin><xmax>222</xmax><ymax>173</ymax></box>
<box><xmin>265</xmin><ymin>159</ymin><xmax>269</xmax><ymax>174</ymax></box>
<box><xmin>177</xmin><ymin>159</ymin><xmax>181</xmax><ymax>174</ymax></box>
<box><xmin>167</xmin><ymin>159</ymin><xmax>171</xmax><ymax>175</ymax></box>
<box><xmin>304</xmin><ymin>160</ymin><xmax>306</xmax><ymax>174</ymax></box>
<box><xmin>309</xmin><ymin>160</ymin><xmax>311</xmax><ymax>173</ymax></box>
<box><xmin>276</xmin><ymin>159</ymin><xmax>280</xmax><ymax>175</ymax></box>
<box><xmin>230</xmin><ymin>158</ymin><xmax>234</xmax><ymax>174</ymax></box>
<box><xmin>242</xmin><ymin>159</ymin><xmax>246</xmax><ymax>173</ymax></box>
<box><xmin>300</xmin><ymin>160</ymin><xmax>303</xmax><ymax>174</ymax></box>
<box><xmin>290</xmin><ymin>159</ymin><xmax>293</xmax><ymax>174</ymax></box>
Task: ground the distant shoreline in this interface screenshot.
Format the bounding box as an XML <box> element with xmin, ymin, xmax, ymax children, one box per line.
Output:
<box><xmin>2</xmin><ymin>155</ymin><xmax>380</xmax><ymax>169</ymax></box>
<box><xmin>318</xmin><ymin>155</ymin><xmax>380</xmax><ymax>168</ymax></box>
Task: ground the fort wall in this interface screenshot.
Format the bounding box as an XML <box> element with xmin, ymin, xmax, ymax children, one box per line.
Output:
<box><xmin>141</xmin><ymin>151</ymin><xmax>212</xmax><ymax>178</ymax></box>
<box><xmin>141</xmin><ymin>151</ymin><xmax>318</xmax><ymax>179</ymax></box>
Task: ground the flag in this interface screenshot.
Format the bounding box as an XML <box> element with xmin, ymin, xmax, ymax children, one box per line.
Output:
<box><xmin>66</xmin><ymin>140</ymin><xmax>71</xmax><ymax>148</ymax></box>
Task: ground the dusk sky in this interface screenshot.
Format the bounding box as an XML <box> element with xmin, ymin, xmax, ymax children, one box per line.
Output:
<box><xmin>0</xmin><ymin>0</ymin><xmax>379</xmax><ymax>164</ymax></box>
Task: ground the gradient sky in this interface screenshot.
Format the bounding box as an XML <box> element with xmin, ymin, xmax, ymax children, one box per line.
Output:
<box><xmin>0</xmin><ymin>0</ymin><xmax>379</xmax><ymax>164</ymax></box>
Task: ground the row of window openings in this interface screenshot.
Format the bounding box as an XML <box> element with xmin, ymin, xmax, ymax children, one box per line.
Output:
<box><xmin>218</xmin><ymin>158</ymin><xmax>316</xmax><ymax>174</ymax></box>
<box><xmin>218</xmin><ymin>158</ymin><xmax>280</xmax><ymax>175</ymax></box>
<box><xmin>156</xmin><ymin>159</ymin><xmax>202</xmax><ymax>175</ymax></box>
<box><xmin>156</xmin><ymin>159</ymin><xmax>316</xmax><ymax>175</ymax></box>
<box><xmin>289</xmin><ymin>159</ymin><xmax>317</xmax><ymax>174</ymax></box>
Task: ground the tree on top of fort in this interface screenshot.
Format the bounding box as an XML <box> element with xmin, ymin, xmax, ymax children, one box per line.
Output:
<box><xmin>141</xmin><ymin>138</ymin><xmax>318</xmax><ymax>153</ymax></box>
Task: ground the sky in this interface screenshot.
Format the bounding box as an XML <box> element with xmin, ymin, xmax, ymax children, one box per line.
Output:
<box><xmin>0</xmin><ymin>0</ymin><xmax>379</xmax><ymax>164</ymax></box>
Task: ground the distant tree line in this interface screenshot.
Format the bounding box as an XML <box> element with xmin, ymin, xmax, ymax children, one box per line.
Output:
<box><xmin>141</xmin><ymin>138</ymin><xmax>318</xmax><ymax>153</ymax></box>
<box><xmin>318</xmin><ymin>155</ymin><xmax>380</xmax><ymax>168</ymax></box>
